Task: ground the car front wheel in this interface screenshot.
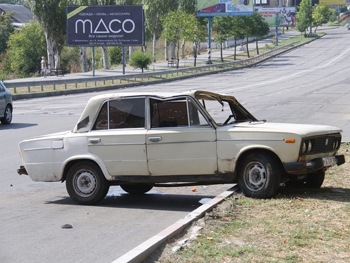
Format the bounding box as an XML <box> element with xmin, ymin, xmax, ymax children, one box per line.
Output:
<box><xmin>66</xmin><ymin>161</ymin><xmax>109</xmax><ymax>205</ymax></box>
<box><xmin>1</xmin><ymin>105</ymin><xmax>12</xmax><ymax>124</ymax></box>
<box><xmin>238</xmin><ymin>152</ymin><xmax>281</xmax><ymax>198</ymax></box>
<box><xmin>305</xmin><ymin>170</ymin><xmax>325</xmax><ymax>188</ymax></box>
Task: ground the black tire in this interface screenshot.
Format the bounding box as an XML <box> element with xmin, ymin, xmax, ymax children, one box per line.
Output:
<box><xmin>238</xmin><ymin>152</ymin><xmax>281</xmax><ymax>198</ymax></box>
<box><xmin>120</xmin><ymin>184</ymin><xmax>153</xmax><ymax>195</ymax></box>
<box><xmin>305</xmin><ymin>170</ymin><xmax>325</xmax><ymax>189</ymax></box>
<box><xmin>66</xmin><ymin>161</ymin><xmax>109</xmax><ymax>205</ymax></box>
<box><xmin>1</xmin><ymin>105</ymin><xmax>12</xmax><ymax>124</ymax></box>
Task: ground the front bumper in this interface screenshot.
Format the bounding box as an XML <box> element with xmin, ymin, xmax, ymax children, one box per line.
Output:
<box><xmin>284</xmin><ymin>155</ymin><xmax>345</xmax><ymax>174</ymax></box>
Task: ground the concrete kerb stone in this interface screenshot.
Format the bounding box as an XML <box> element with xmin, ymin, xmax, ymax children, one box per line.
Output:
<box><xmin>111</xmin><ymin>185</ymin><xmax>239</xmax><ymax>263</ymax></box>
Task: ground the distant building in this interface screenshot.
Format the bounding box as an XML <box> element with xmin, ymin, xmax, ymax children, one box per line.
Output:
<box><xmin>0</xmin><ymin>4</ymin><xmax>34</xmax><ymax>29</ymax></box>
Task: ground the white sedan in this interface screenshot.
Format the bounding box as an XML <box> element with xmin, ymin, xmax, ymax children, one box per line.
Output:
<box><xmin>18</xmin><ymin>90</ymin><xmax>345</xmax><ymax>204</ymax></box>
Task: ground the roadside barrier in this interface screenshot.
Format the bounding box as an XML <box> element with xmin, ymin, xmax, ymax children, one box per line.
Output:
<box><xmin>5</xmin><ymin>41</ymin><xmax>299</xmax><ymax>99</ymax></box>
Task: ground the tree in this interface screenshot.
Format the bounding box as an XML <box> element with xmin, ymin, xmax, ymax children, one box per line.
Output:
<box><xmin>250</xmin><ymin>12</ymin><xmax>270</xmax><ymax>55</ymax></box>
<box><xmin>129</xmin><ymin>51</ymin><xmax>152</xmax><ymax>73</ymax></box>
<box><xmin>213</xmin><ymin>16</ymin><xmax>234</xmax><ymax>62</ymax></box>
<box><xmin>296</xmin><ymin>0</ymin><xmax>313</xmax><ymax>35</ymax></box>
<box><xmin>30</xmin><ymin>0</ymin><xmax>68</xmax><ymax>69</ymax></box>
<box><xmin>182</xmin><ymin>14</ymin><xmax>206</xmax><ymax>66</ymax></box>
<box><xmin>144</xmin><ymin>0</ymin><xmax>177</xmax><ymax>62</ymax></box>
<box><xmin>0</xmin><ymin>12</ymin><xmax>15</xmax><ymax>54</ymax></box>
<box><xmin>5</xmin><ymin>21</ymin><xmax>46</xmax><ymax>77</ymax></box>
<box><xmin>162</xmin><ymin>10</ymin><xmax>194</xmax><ymax>69</ymax></box>
<box><xmin>178</xmin><ymin>0</ymin><xmax>196</xmax><ymax>14</ymax></box>
<box><xmin>229</xmin><ymin>16</ymin><xmax>246</xmax><ymax>60</ymax></box>
<box><xmin>312</xmin><ymin>5</ymin><xmax>332</xmax><ymax>33</ymax></box>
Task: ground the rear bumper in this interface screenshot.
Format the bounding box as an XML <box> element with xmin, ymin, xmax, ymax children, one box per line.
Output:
<box><xmin>17</xmin><ymin>165</ymin><xmax>28</xmax><ymax>175</ymax></box>
<box><xmin>284</xmin><ymin>155</ymin><xmax>345</xmax><ymax>174</ymax></box>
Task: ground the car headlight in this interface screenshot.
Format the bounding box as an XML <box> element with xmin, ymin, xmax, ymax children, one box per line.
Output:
<box><xmin>307</xmin><ymin>140</ymin><xmax>313</xmax><ymax>153</ymax></box>
<box><xmin>302</xmin><ymin>141</ymin><xmax>307</xmax><ymax>153</ymax></box>
<box><xmin>301</xmin><ymin>139</ymin><xmax>314</xmax><ymax>154</ymax></box>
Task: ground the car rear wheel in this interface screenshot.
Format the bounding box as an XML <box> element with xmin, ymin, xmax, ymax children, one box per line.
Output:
<box><xmin>66</xmin><ymin>162</ymin><xmax>109</xmax><ymax>205</ymax></box>
<box><xmin>120</xmin><ymin>184</ymin><xmax>153</xmax><ymax>194</ymax></box>
<box><xmin>238</xmin><ymin>152</ymin><xmax>281</xmax><ymax>198</ymax></box>
<box><xmin>1</xmin><ymin>105</ymin><xmax>12</xmax><ymax>124</ymax></box>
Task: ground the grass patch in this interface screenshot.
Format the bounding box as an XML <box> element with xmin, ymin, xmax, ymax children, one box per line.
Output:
<box><xmin>146</xmin><ymin>143</ymin><xmax>350</xmax><ymax>263</ymax></box>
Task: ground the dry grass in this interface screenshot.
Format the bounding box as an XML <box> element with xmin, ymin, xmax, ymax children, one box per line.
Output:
<box><xmin>145</xmin><ymin>143</ymin><xmax>350</xmax><ymax>263</ymax></box>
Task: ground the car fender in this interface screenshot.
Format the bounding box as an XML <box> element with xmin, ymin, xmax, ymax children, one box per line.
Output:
<box><xmin>61</xmin><ymin>154</ymin><xmax>112</xmax><ymax>181</ymax></box>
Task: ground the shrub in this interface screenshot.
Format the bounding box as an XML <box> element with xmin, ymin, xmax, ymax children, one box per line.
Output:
<box><xmin>129</xmin><ymin>51</ymin><xmax>153</xmax><ymax>73</ymax></box>
<box><xmin>109</xmin><ymin>46</ymin><xmax>122</xmax><ymax>65</ymax></box>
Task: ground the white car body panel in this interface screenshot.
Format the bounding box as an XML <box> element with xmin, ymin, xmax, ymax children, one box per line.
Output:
<box><xmin>17</xmin><ymin>90</ymin><xmax>344</xmax><ymax>202</ymax></box>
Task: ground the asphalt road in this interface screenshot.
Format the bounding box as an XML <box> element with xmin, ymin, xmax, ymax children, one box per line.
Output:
<box><xmin>1</xmin><ymin>26</ymin><xmax>350</xmax><ymax>263</ymax></box>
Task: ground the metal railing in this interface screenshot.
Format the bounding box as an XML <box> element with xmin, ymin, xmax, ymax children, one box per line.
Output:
<box><xmin>5</xmin><ymin>41</ymin><xmax>299</xmax><ymax>97</ymax></box>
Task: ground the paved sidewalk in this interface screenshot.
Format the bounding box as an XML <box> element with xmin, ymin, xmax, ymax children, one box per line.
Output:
<box><xmin>4</xmin><ymin>29</ymin><xmax>300</xmax><ymax>84</ymax></box>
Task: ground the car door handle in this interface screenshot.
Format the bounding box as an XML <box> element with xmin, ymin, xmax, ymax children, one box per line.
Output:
<box><xmin>89</xmin><ymin>138</ymin><xmax>101</xmax><ymax>144</ymax></box>
<box><xmin>148</xmin><ymin>136</ymin><xmax>162</xmax><ymax>142</ymax></box>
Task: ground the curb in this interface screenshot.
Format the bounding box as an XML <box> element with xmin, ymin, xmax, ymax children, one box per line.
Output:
<box><xmin>111</xmin><ymin>185</ymin><xmax>239</xmax><ymax>263</ymax></box>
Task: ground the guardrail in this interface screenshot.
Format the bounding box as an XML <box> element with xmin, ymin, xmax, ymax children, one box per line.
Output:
<box><xmin>5</xmin><ymin>41</ymin><xmax>299</xmax><ymax>96</ymax></box>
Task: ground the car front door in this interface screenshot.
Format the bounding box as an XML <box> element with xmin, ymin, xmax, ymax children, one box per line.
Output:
<box><xmin>146</xmin><ymin>97</ymin><xmax>217</xmax><ymax>176</ymax></box>
<box><xmin>87</xmin><ymin>97</ymin><xmax>149</xmax><ymax>176</ymax></box>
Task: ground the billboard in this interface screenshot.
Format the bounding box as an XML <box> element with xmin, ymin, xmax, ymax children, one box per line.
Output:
<box><xmin>197</xmin><ymin>0</ymin><xmax>254</xmax><ymax>17</ymax></box>
<box><xmin>66</xmin><ymin>5</ymin><xmax>144</xmax><ymax>46</ymax></box>
<box><xmin>256</xmin><ymin>7</ymin><xmax>296</xmax><ymax>27</ymax></box>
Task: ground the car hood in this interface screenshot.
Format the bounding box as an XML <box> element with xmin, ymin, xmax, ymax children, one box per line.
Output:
<box><xmin>230</xmin><ymin>122</ymin><xmax>342</xmax><ymax>137</ymax></box>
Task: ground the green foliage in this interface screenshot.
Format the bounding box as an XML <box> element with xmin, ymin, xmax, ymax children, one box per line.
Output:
<box><xmin>296</xmin><ymin>0</ymin><xmax>313</xmax><ymax>33</ymax></box>
<box><xmin>109</xmin><ymin>46</ymin><xmax>122</xmax><ymax>65</ymax></box>
<box><xmin>60</xmin><ymin>46</ymin><xmax>80</xmax><ymax>73</ymax></box>
<box><xmin>30</xmin><ymin>0</ymin><xmax>68</xmax><ymax>66</ymax></box>
<box><xmin>0</xmin><ymin>12</ymin><xmax>15</xmax><ymax>54</ymax></box>
<box><xmin>129</xmin><ymin>51</ymin><xmax>152</xmax><ymax>73</ymax></box>
<box><xmin>161</xmin><ymin>10</ymin><xmax>195</xmax><ymax>65</ymax></box>
<box><xmin>5</xmin><ymin>21</ymin><xmax>46</xmax><ymax>78</ymax></box>
<box><xmin>251</xmin><ymin>11</ymin><xmax>270</xmax><ymax>39</ymax></box>
<box><xmin>312</xmin><ymin>5</ymin><xmax>332</xmax><ymax>31</ymax></box>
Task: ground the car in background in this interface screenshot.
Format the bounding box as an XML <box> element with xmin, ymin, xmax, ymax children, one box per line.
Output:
<box><xmin>17</xmin><ymin>90</ymin><xmax>345</xmax><ymax>205</ymax></box>
<box><xmin>0</xmin><ymin>81</ymin><xmax>13</xmax><ymax>124</ymax></box>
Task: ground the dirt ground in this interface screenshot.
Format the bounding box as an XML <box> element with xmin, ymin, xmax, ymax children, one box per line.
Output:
<box><xmin>144</xmin><ymin>143</ymin><xmax>350</xmax><ymax>263</ymax></box>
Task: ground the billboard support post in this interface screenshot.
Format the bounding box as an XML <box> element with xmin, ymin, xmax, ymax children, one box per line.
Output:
<box><xmin>206</xmin><ymin>17</ymin><xmax>213</xmax><ymax>65</ymax></box>
<box><xmin>92</xmin><ymin>47</ymin><xmax>95</xmax><ymax>77</ymax></box>
<box><xmin>122</xmin><ymin>46</ymin><xmax>125</xmax><ymax>75</ymax></box>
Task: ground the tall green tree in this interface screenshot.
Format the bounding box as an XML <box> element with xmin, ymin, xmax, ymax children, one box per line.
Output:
<box><xmin>250</xmin><ymin>12</ymin><xmax>270</xmax><ymax>55</ymax></box>
<box><xmin>213</xmin><ymin>16</ymin><xmax>233</xmax><ymax>62</ymax></box>
<box><xmin>144</xmin><ymin>0</ymin><xmax>177</xmax><ymax>62</ymax></box>
<box><xmin>5</xmin><ymin>21</ymin><xmax>46</xmax><ymax>77</ymax></box>
<box><xmin>161</xmin><ymin>10</ymin><xmax>191</xmax><ymax>68</ymax></box>
<box><xmin>0</xmin><ymin>12</ymin><xmax>14</xmax><ymax>54</ymax></box>
<box><xmin>178</xmin><ymin>0</ymin><xmax>196</xmax><ymax>14</ymax></box>
<box><xmin>182</xmin><ymin>14</ymin><xmax>206</xmax><ymax>66</ymax></box>
<box><xmin>30</xmin><ymin>0</ymin><xmax>68</xmax><ymax>69</ymax></box>
<box><xmin>296</xmin><ymin>0</ymin><xmax>313</xmax><ymax>35</ymax></box>
<box><xmin>230</xmin><ymin>16</ymin><xmax>246</xmax><ymax>60</ymax></box>
<box><xmin>312</xmin><ymin>5</ymin><xmax>332</xmax><ymax>33</ymax></box>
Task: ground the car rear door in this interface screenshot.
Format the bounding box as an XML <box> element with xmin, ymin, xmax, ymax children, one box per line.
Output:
<box><xmin>87</xmin><ymin>97</ymin><xmax>149</xmax><ymax>176</ymax></box>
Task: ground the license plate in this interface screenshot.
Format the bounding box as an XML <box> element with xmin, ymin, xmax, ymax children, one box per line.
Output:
<box><xmin>322</xmin><ymin>157</ymin><xmax>337</xmax><ymax>166</ymax></box>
